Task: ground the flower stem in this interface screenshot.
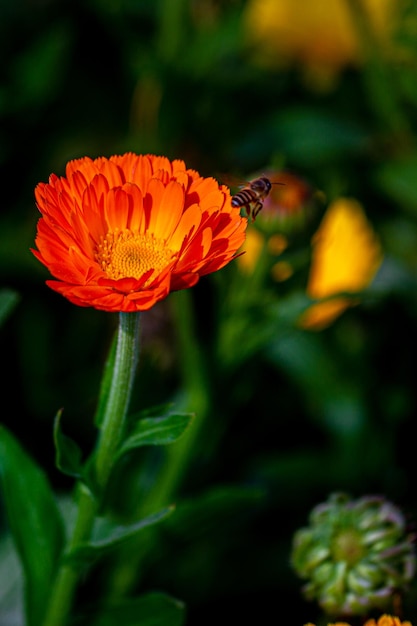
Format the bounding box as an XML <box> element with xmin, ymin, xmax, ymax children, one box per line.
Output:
<box><xmin>107</xmin><ymin>289</ymin><xmax>210</xmax><ymax>597</ymax></box>
<box><xmin>94</xmin><ymin>312</ymin><xmax>141</xmax><ymax>491</ymax></box>
<box><xmin>42</xmin><ymin>312</ymin><xmax>141</xmax><ymax>626</ymax></box>
<box><xmin>41</xmin><ymin>485</ymin><xmax>96</xmax><ymax>626</ymax></box>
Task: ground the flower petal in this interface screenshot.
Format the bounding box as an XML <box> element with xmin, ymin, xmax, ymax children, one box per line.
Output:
<box><xmin>299</xmin><ymin>198</ymin><xmax>383</xmax><ymax>330</ymax></box>
<box><xmin>146</xmin><ymin>180</ymin><xmax>185</xmax><ymax>238</ymax></box>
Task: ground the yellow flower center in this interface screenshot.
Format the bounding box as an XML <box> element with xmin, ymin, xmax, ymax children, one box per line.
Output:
<box><xmin>96</xmin><ymin>229</ymin><xmax>176</xmax><ymax>280</ymax></box>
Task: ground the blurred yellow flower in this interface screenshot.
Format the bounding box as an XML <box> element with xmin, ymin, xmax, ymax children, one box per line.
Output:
<box><xmin>299</xmin><ymin>198</ymin><xmax>383</xmax><ymax>330</ymax></box>
<box><xmin>306</xmin><ymin>616</ymin><xmax>412</xmax><ymax>626</ymax></box>
<box><xmin>271</xmin><ymin>260</ymin><xmax>293</xmax><ymax>282</ymax></box>
<box><xmin>364</xmin><ymin>616</ymin><xmax>413</xmax><ymax>626</ymax></box>
<box><xmin>244</xmin><ymin>0</ymin><xmax>396</xmax><ymax>87</ymax></box>
<box><xmin>305</xmin><ymin>623</ymin><xmax>351</xmax><ymax>626</ymax></box>
<box><xmin>238</xmin><ymin>226</ymin><xmax>292</xmax><ymax>282</ymax></box>
<box><xmin>268</xmin><ymin>234</ymin><xmax>288</xmax><ymax>256</ymax></box>
<box><xmin>238</xmin><ymin>227</ymin><xmax>265</xmax><ymax>274</ymax></box>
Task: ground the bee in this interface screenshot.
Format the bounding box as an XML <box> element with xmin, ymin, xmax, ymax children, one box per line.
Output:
<box><xmin>231</xmin><ymin>176</ymin><xmax>282</xmax><ymax>221</ymax></box>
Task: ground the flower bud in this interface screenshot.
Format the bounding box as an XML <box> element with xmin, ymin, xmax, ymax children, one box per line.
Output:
<box><xmin>291</xmin><ymin>493</ymin><xmax>416</xmax><ymax>617</ymax></box>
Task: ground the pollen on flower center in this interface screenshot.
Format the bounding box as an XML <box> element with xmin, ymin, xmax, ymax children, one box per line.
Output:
<box><xmin>96</xmin><ymin>229</ymin><xmax>176</xmax><ymax>280</ymax></box>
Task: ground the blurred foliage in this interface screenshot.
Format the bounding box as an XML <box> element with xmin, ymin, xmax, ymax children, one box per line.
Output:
<box><xmin>2</xmin><ymin>0</ymin><xmax>417</xmax><ymax>625</ymax></box>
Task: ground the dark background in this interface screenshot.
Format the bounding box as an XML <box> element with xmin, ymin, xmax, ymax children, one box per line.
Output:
<box><xmin>1</xmin><ymin>1</ymin><xmax>417</xmax><ymax>625</ymax></box>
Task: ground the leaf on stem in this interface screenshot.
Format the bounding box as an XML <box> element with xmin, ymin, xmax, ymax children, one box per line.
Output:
<box><xmin>0</xmin><ymin>425</ymin><xmax>65</xmax><ymax>626</ymax></box>
<box><xmin>64</xmin><ymin>505</ymin><xmax>175</xmax><ymax>567</ymax></box>
<box><xmin>116</xmin><ymin>413</ymin><xmax>194</xmax><ymax>462</ymax></box>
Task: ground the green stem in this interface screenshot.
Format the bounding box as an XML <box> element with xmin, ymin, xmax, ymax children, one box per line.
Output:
<box><xmin>95</xmin><ymin>312</ymin><xmax>141</xmax><ymax>490</ymax></box>
<box><xmin>41</xmin><ymin>485</ymin><xmax>96</xmax><ymax>626</ymax></box>
<box><xmin>42</xmin><ymin>312</ymin><xmax>141</xmax><ymax>626</ymax></box>
<box><xmin>108</xmin><ymin>289</ymin><xmax>210</xmax><ymax>597</ymax></box>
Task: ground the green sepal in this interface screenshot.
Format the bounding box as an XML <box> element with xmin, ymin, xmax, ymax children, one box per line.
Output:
<box><xmin>0</xmin><ymin>425</ymin><xmax>65</xmax><ymax>626</ymax></box>
<box><xmin>78</xmin><ymin>592</ymin><xmax>186</xmax><ymax>626</ymax></box>
<box><xmin>116</xmin><ymin>412</ymin><xmax>194</xmax><ymax>462</ymax></box>
<box><xmin>53</xmin><ymin>409</ymin><xmax>83</xmax><ymax>478</ymax></box>
<box><xmin>0</xmin><ymin>288</ymin><xmax>19</xmax><ymax>327</ymax></box>
<box><xmin>64</xmin><ymin>505</ymin><xmax>175</xmax><ymax>567</ymax></box>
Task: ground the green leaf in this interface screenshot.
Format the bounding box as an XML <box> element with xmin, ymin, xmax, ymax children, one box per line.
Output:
<box><xmin>0</xmin><ymin>288</ymin><xmax>19</xmax><ymax>327</ymax></box>
<box><xmin>64</xmin><ymin>505</ymin><xmax>175</xmax><ymax>567</ymax></box>
<box><xmin>0</xmin><ymin>533</ymin><xmax>24</xmax><ymax>624</ymax></box>
<box><xmin>116</xmin><ymin>413</ymin><xmax>194</xmax><ymax>461</ymax></box>
<box><xmin>75</xmin><ymin>592</ymin><xmax>186</xmax><ymax>626</ymax></box>
<box><xmin>53</xmin><ymin>409</ymin><xmax>83</xmax><ymax>478</ymax></box>
<box><xmin>0</xmin><ymin>425</ymin><xmax>65</xmax><ymax>626</ymax></box>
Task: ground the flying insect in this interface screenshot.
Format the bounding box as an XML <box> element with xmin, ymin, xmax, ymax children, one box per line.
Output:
<box><xmin>231</xmin><ymin>176</ymin><xmax>283</xmax><ymax>221</ymax></box>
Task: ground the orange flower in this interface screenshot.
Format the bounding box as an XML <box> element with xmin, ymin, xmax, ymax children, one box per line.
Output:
<box><xmin>32</xmin><ymin>153</ymin><xmax>247</xmax><ymax>312</ymax></box>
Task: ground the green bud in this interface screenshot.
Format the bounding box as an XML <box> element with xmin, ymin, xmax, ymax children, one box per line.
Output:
<box><xmin>290</xmin><ymin>492</ymin><xmax>416</xmax><ymax>617</ymax></box>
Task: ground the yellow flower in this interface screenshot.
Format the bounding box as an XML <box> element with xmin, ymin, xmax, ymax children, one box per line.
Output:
<box><xmin>237</xmin><ymin>227</ymin><xmax>265</xmax><ymax>275</ymax></box>
<box><xmin>305</xmin><ymin>623</ymin><xmax>351</xmax><ymax>626</ymax></box>
<box><xmin>299</xmin><ymin>198</ymin><xmax>383</xmax><ymax>330</ymax></box>
<box><xmin>271</xmin><ymin>260</ymin><xmax>293</xmax><ymax>282</ymax></box>
<box><xmin>244</xmin><ymin>0</ymin><xmax>397</xmax><ymax>87</ymax></box>
<box><xmin>237</xmin><ymin>226</ymin><xmax>292</xmax><ymax>282</ymax></box>
<box><xmin>364</xmin><ymin>616</ymin><xmax>413</xmax><ymax>626</ymax></box>
<box><xmin>306</xmin><ymin>616</ymin><xmax>413</xmax><ymax>626</ymax></box>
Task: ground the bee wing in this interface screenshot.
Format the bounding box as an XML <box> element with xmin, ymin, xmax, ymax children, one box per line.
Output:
<box><xmin>216</xmin><ymin>173</ymin><xmax>250</xmax><ymax>190</ymax></box>
<box><xmin>257</xmin><ymin>171</ymin><xmax>286</xmax><ymax>186</ymax></box>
